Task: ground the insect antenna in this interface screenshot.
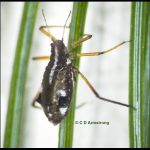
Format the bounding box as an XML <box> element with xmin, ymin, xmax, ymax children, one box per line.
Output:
<box><xmin>42</xmin><ymin>9</ymin><xmax>51</xmax><ymax>38</ymax></box>
<box><xmin>62</xmin><ymin>11</ymin><xmax>71</xmax><ymax>41</ymax></box>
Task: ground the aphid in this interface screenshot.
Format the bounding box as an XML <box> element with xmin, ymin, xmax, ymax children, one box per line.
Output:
<box><xmin>32</xmin><ymin>10</ymin><xmax>134</xmax><ymax>125</ymax></box>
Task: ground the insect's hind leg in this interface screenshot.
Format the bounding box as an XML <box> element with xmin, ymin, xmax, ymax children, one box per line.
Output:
<box><xmin>72</xmin><ymin>66</ymin><xmax>135</xmax><ymax>110</ymax></box>
<box><xmin>76</xmin><ymin>101</ymin><xmax>93</xmax><ymax>109</ymax></box>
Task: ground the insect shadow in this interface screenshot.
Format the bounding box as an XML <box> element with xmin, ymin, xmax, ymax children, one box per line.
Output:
<box><xmin>32</xmin><ymin>10</ymin><xmax>135</xmax><ymax>125</ymax></box>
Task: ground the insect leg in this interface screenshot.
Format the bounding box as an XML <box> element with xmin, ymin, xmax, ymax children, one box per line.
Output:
<box><xmin>39</xmin><ymin>26</ymin><xmax>57</xmax><ymax>42</ymax></box>
<box><xmin>32</xmin><ymin>89</ymin><xmax>42</xmax><ymax>109</ymax></box>
<box><xmin>41</xmin><ymin>9</ymin><xmax>70</xmax><ymax>42</ymax></box>
<box><xmin>69</xmin><ymin>41</ymin><xmax>129</xmax><ymax>58</ymax></box>
<box><xmin>68</xmin><ymin>34</ymin><xmax>92</xmax><ymax>49</ymax></box>
<box><xmin>34</xmin><ymin>24</ymin><xmax>70</xmax><ymax>60</ymax></box>
<box><xmin>72</xmin><ymin>66</ymin><xmax>135</xmax><ymax>109</ymax></box>
<box><xmin>76</xmin><ymin>101</ymin><xmax>93</xmax><ymax>109</ymax></box>
<box><xmin>41</xmin><ymin>25</ymin><xmax>70</xmax><ymax>28</ymax></box>
<box><xmin>32</xmin><ymin>55</ymin><xmax>50</xmax><ymax>60</ymax></box>
<box><xmin>39</xmin><ymin>26</ymin><xmax>69</xmax><ymax>42</ymax></box>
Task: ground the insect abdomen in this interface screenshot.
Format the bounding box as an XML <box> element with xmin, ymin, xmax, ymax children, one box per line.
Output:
<box><xmin>41</xmin><ymin>63</ymin><xmax>74</xmax><ymax>125</ymax></box>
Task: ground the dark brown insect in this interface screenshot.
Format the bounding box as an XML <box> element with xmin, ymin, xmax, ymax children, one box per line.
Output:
<box><xmin>32</xmin><ymin>10</ymin><xmax>134</xmax><ymax>125</ymax></box>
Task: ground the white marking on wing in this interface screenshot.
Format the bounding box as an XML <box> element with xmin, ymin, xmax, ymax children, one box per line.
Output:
<box><xmin>49</xmin><ymin>46</ymin><xmax>59</xmax><ymax>84</ymax></box>
<box><xmin>71</xmin><ymin>71</ymin><xmax>74</xmax><ymax>87</ymax></box>
<box><xmin>59</xmin><ymin>107</ymin><xmax>68</xmax><ymax>116</ymax></box>
<box><xmin>66</xmin><ymin>58</ymin><xmax>71</xmax><ymax>65</ymax></box>
<box><xmin>57</xmin><ymin>89</ymin><xmax>67</xmax><ymax>97</ymax></box>
<box><xmin>47</xmin><ymin>113</ymin><xmax>52</xmax><ymax>118</ymax></box>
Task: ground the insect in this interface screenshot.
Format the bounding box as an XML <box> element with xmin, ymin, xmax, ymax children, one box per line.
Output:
<box><xmin>32</xmin><ymin>10</ymin><xmax>135</xmax><ymax>125</ymax></box>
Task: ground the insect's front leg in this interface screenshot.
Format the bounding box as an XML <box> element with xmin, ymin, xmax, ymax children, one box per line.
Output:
<box><xmin>39</xmin><ymin>25</ymin><xmax>70</xmax><ymax>41</ymax></box>
<box><xmin>39</xmin><ymin>26</ymin><xmax>57</xmax><ymax>42</ymax></box>
<box><xmin>68</xmin><ymin>34</ymin><xmax>92</xmax><ymax>50</ymax></box>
